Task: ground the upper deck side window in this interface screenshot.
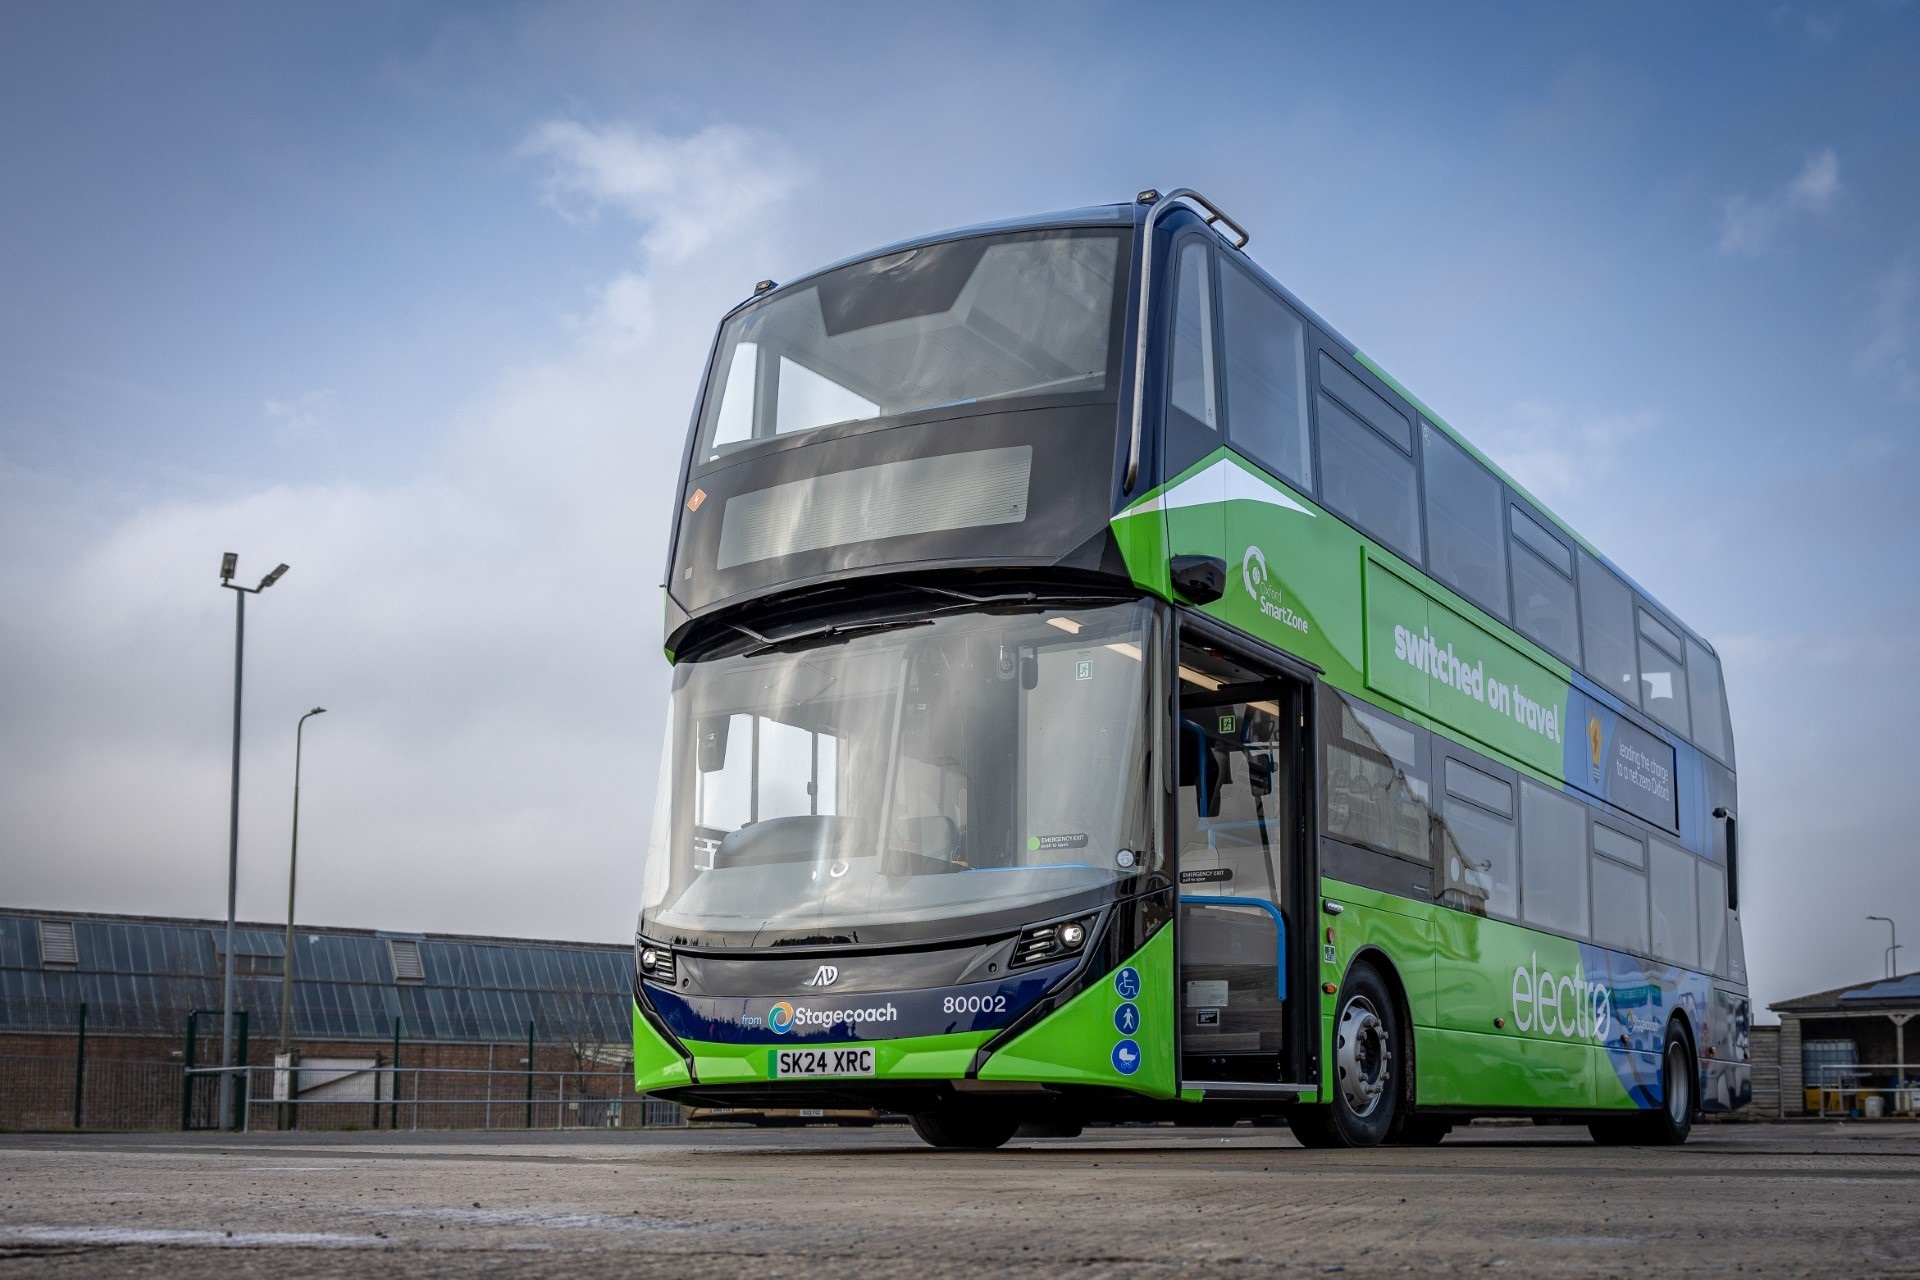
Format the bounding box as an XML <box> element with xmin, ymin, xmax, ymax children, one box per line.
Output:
<box><xmin>1315</xmin><ymin>351</ymin><xmax>1421</xmax><ymax>562</ymax></box>
<box><xmin>1163</xmin><ymin>235</ymin><xmax>1313</xmax><ymax>494</ymax></box>
<box><xmin>1685</xmin><ymin>638</ymin><xmax>1732</xmax><ymax>765</ymax></box>
<box><xmin>1421</xmin><ymin>425</ymin><xmax>1507</xmax><ymax>620</ymax></box>
<box><xmin>696</xmin><ymin>228</ymin><xmax>1128</xmax><ymax>466</ymax></box>
<box><xmin>1218</xmin><ymin>258</ymin><xmax>1311</xmax><ymax>489</ymax></box>
<box><xmin>1168</xmin><ymin>238</ymin><xmax>1219</xmax><ymax>433</ymax></box>
<box><xmin>1508</xmin><ymin>504</ymin><xmax>1580</xmax><ymax>664</ymax></box>
<box><xmin>1577</xmin><ymin>550</ymin><xmax>1638</xmax><ymax>707</ymax></box>
<box><xmin>1636</xmin><ymin>607</ymin><xmax>1691</xmax><ymax>736</ymax></box>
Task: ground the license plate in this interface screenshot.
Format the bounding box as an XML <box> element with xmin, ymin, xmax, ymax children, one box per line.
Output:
<box><xmin>773</xmin><ymin>1047</ymin><xmax>875</xmax><ymax>1078</ymax></box>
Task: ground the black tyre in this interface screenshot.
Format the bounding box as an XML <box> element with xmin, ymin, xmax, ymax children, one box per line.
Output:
<box><xmin>1643</xmin><ymin>1021</ymin><xmax>1696</xmax><ymax>1145</ymax></box>
<box><xmin>1288</xmin><ymin>960</ymin><xmax>1401</xmax><ymax>1148</ymax></box>
<box><xmin>1588</xmin><ymin>1020</ymin><xmax>1695</xmax><ymax>1147</ymax></box>
<box><xmin>908</xmin><ymin>1109</ymin><xmax>1020</xmax><ymax>1150</ymax></box>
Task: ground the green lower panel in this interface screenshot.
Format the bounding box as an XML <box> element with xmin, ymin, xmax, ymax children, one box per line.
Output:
<box><xmin>1419</xmin><ymin>1026</ymin><xmax>1593</xmax><ymax>1109</ymax></box>
<box><xmin>979</xmin><ymin>923</ymin><xmax>1175</xmax><ymax>1098</ymax></box>
<box><xmin>633</xmin><ymin>1005</ymin><xmax>694</xmax><ymax>1092</ymax></box>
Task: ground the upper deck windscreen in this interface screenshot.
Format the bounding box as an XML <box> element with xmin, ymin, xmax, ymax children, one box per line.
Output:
<box><xmin>694</xmin><ymin>228</ymin><xmax>1127</xmax><ymax>465</ymax></box>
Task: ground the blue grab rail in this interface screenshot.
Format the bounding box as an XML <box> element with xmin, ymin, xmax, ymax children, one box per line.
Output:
<box><xmin>1178</xmin><ymin>895</ymin><xmax>1287</xmax><ymax>998</ymax></box>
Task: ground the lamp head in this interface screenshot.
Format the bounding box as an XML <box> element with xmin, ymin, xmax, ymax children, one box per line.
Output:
<box><xmin>220</xmin><ymin>552</ymin><xmax>238</xmax><ymax>582</ymax></box>
<box><xmin>310</xmin><ymin>707</ymin><xmax>327</xmax><ymax>717</ymax></box>
<box><xmin>258</xmin><ymin>563</ymin><xmax>289</xmax><ymax>590</ymax></box>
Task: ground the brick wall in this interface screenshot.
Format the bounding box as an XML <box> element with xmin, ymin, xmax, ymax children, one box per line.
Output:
<box><xmin>1750</xmin><ymin>1025</ymin><xmax>1780</xmax><ymax>1116</ymax></box>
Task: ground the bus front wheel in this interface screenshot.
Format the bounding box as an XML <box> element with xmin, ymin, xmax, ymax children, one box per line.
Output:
<box><xmin>1290</xmin><ymin>960</ymin><xmax>1401</xmax><ymax>1148</ymax></box>
<box><xmin>908</xmin><ymin>1109</ymin><xmax>1020</xmax><ymax>1150</ymax></box>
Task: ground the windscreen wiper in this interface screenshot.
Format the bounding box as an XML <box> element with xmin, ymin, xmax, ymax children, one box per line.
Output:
<box><xmin>731</xmin><ymin>614</ymin><xmax>934</xmax><ymax>656</ymax></box>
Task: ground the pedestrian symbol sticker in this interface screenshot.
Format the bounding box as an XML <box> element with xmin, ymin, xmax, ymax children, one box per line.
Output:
<box><xmin>1113</xmin><ymin>967</ymin><xmax>1140</xmax><ymax>1001</ymax></box>
<box><xmin>1111</xmin><ymin>1039</ymin><xmax>1141</xmax><ymax>1075</ymax></box>
<box><xmin>1114</xmin><ymin>1002</ymin><xmax>1140</xmax><ymax>1035</ymax></box>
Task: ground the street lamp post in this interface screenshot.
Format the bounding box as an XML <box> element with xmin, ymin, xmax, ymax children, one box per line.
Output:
<box><xmin>216</xmin><ymin>552</ymin><xmax>289</xmax><ymax>1130</ymax></box>
<box><xmin>1868</xmin><ymin>916</ymin><xmax>1901</xmax><ymax>980</ymax></box>
<box><xmin>277</xmin><ymin>706</ymin><xmax>326</xmax><ymax>1129</ymax></box>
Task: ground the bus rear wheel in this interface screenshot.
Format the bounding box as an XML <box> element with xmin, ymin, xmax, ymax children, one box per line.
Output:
<box><xmin>1589</xmin><ymin>1021</ymin><xmax>1695</xmax><ymax>1147</ymax></box>
<box><xmin>1289</xmin><ymin>960</ymin><xmax>1401</xmax><ymax>1148</ymax></box>
<box><xmin>909</xmin><ymin>1109</ymin><xmax>1020</xmax><ymax>1150</ymax></box>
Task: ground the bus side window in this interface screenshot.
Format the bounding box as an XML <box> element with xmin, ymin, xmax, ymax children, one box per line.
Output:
<box><xmin>1591</xmin><ymin>821</ymin><xmax>1650</xmax><ymax>954</ymax></box>
<box><xmin>1649</xmin><ymin>838</ymin><xmax>1700</xmax><ymax>970</ymax></box>
<box><xmin>1577</xmin><ymin>551</ymin><xmax>1638</xmax><ymax>707</ymax></box>
<box><xmin>1636</xmin><ymin>608</ymin><xmax>1691</xmax><ymax>736</ymax></box>
<box><xmin>1315</xmin><ymin>353</ymin><xmax>1421</xmax><ymax>563</ymax></box>
<box><xmin>1509</xmin><ymin>505</ymin><xmax>1580</xmax><ymax>664</ymax></box>
<box><xmin>1686</xmin><ymin>639</ymin><xmax>1733</xmax><ymax>765</ymax></box>
<box><xmin>1167</xmin><ymin>240</ymin><xmax>1218</xmax><ymax>433</ymax></box>
<box><xmin>1217</xmin><ymin>260</ymin><xmax>1311</xmax><ymax>491</ymax></box>
<box><xmin>1421</xmin><ymin>424</ymin><xmax>1508</xmax><ymax>620</ymax></box>
<box><xmin>1437</xmin><ymin>755</ymin><xmax>1516</xmax><ymax>918</ymax></box>
<box><xmin>1519</xmin><ymin>779</ymin><xmax>1589</xmax><ymax>938</ymax></box>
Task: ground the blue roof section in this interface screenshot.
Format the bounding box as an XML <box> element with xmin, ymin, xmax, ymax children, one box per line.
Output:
<box><xmin>0</xmin><ymin>909</ymin><xmax>632</xmax><ymax>1044</ymax></box>
<box><xmin>1840</xmin><ymin>974</ymin><xmax>1920</xmax><ymax>1002</ymax></box>
<box><xmin>1773</xmin><ymin>970</ymin><xmax>1920</xmax><ymax>1012</ymax></box>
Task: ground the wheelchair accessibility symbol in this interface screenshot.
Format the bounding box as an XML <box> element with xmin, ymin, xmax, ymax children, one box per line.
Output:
<box><xmin>1113</xmin><ymin>966</ymin><xmax>1141</xmax><ymax>1001</ymax></box>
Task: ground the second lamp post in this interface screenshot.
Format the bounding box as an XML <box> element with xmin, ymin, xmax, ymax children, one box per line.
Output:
<box><xmin>276</xmin><ymin>705</ymin><xmax>326</xmax><ymax>1128</ymax></box>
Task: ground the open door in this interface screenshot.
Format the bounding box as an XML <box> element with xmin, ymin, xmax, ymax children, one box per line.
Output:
<box><xmin>1174</xmin><ymin>635</ymin><xmax>1306</xmax><ymax>1089</ymax></box>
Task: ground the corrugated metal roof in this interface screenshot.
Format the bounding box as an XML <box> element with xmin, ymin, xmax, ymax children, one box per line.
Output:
<box><xmin>0</xmin><ymin>909</ymin><xmax>632</xmax><ymax>1044</ymax></box>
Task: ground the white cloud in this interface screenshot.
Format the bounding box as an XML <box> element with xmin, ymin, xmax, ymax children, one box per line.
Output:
<box><xmin>1716</xmin><ymin>148</ymin><xmax>1842</xmax><ymax>255</ymax></box>
<box><xmin>264</xmin><ymin>390</ymin><xmax>333</xmax><ymax>444</ymax></box>
<box><xmin>520</xmin><ymin>120</ymin><xmax>804</xmax><ymax>264</ymax></box>
<box><xmin>1853</xmin><ymin>254</ymin><xmax>1918</xmax><ymax>401</ymax></box>
<box><xmin>1472</xmin><ymin>400</ymin><xmax>1656</xmax><ymax>506</ymax></box>
<box><xmin>0</xmin><ymin>120</ymin><xmax>799</xmax><ymax>943</ymax></box>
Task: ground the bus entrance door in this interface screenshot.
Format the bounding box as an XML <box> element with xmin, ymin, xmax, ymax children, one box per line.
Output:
<box><xmin>1175</xmin><ymin>642</ymin><xmax>1301</xmax><ymax>1087</ymax></box>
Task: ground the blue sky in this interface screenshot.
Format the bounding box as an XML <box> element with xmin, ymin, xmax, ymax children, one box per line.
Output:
<box><xmin>1</xmin><ymin>2</ymin><xmax>1915</xmax><ymax>1013</ymax></box>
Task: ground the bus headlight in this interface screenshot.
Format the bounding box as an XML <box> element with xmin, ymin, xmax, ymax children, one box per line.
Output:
<box><xmin>1012</xmin><ymin>917</ymin><xmax>1095</xmax><ymax>967</ymax></box>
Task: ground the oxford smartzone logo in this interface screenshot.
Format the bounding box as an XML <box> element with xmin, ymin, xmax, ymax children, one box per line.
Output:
<box><xmin>1240</xmin><ymin>546</ymin><xmax>1309</xmax><ymax>635</ymax></box>
<box><xmin>1510</xmin><ymin>953</ymin><xmax>1612</xmax><ymax>1042</ymax></box>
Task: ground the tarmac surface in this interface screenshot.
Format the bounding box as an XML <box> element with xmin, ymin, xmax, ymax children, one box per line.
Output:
<box><xmin>2</xmin><ymin>1121</ymin><xmax>1918</xmax><ymax>1277</ymax></box>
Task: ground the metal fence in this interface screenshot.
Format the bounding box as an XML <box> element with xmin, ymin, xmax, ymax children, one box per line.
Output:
<box><xmin>0</xmin><ymin>1054</ymin><xmax>683</xmax><ymax>1133</ymax></box>
<box><xmin>1811</xmin><ymin>1063</ymin><xmax>1920</xmax><ymax>1119</ymax></box>
<box><xmin>0</xmin><ymin>1054</ymin><xmax>181</xmax><ymax>1131</ymax></box>
<box><xmin>232</xmin><ymin>1064</ymin><xmax>686</xmax><ymax>1132</ymax></box>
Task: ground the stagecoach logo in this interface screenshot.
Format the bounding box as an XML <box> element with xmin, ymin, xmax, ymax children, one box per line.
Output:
<box><xmin>765</xmin><ymin>1000</ymin><xmax>899</xmax><ymax>1035</ymax></box>
<box><xmin>802</xmin><ymin>965</ymin><xmax>840</xmax><ymax>988</ymax></box>
<box><xmin>1240</xmin><ymin>545</ymin><xmax>1310</xmax><ymax>636</ymax></box>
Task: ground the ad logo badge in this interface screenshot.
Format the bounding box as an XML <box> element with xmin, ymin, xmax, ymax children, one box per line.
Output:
<box><xmin>802</xmin><ymin>965</ymin><xmax>839</xmax><ymax>988</ymax></box>
<box><xmin>1240</xmin><ymin>545</ymin><xmax>1310</xmax><ymax>635</ymax></box>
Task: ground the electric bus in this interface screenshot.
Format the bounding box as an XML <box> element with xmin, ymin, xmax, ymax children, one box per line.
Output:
<box><xmin>632</xmin><ymin>190</ymin><xmax>1750</xmax><ymax>1149</ymax></box>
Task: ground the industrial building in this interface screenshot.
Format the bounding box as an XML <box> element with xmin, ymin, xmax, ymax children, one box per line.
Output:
<box><xmin>0</xmin><ymin>906</ymin><xmax>649</xmax><ymax>1131</ymax></box>
<box><xmin>1761</xmin><ymin>972</ymin><xmax>1920</xmax><ymax>1117</ymax></box>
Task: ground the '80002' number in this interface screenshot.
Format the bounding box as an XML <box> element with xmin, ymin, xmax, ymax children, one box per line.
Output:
<box><xmin>943</xmin><ymin>995</ymin><xmax>1008</xmax><ymax>1014</ymax></box>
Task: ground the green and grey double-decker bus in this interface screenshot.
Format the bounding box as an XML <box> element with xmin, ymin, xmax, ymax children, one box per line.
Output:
<box><xmin>633</xmin><ymin>190</ymin><xmax>1749</xmax><ymax>1149</ymax></box>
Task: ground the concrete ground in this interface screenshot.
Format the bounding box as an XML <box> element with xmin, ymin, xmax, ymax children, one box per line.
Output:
<box><xmin>1</xmin><ymin>1121</ymin><xmax>1917</xmax><ymax>1277</ymax></box>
